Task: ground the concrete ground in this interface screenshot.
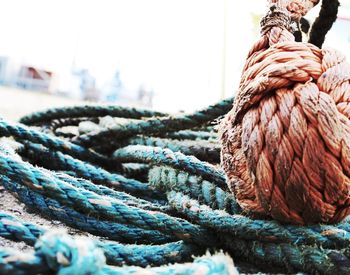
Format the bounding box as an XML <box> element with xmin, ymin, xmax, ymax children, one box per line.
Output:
<box><xmin>0</xmin><ymin>86</ymin><xmax>84</xmax><ymax>121</ymax></box>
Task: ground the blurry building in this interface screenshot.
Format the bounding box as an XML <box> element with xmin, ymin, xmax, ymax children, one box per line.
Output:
<box><xmin>16</xmin><ymin>66</ymin><xmax>57</xmax><ymax>93</ymax></box>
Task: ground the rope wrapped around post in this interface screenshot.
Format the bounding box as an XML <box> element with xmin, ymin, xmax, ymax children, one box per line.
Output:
<box><xmin>220</xmin><ymin>0</ymin><xmax>350</xmax><ymax>225</ymax></box>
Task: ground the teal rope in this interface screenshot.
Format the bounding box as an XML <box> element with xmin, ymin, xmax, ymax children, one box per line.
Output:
<box><xmin>75</xmin><ymin>97</ymin><xmax>234</xmax><ymax>147</ymax></box>
<box><xmin>127</xmin><ymin>136</ymin><xmax>220</xmax><ymax>163</ymax></box>
<box><xmin>165</xmin><ymin>130</ymin><xmax>218</xmax><ymax>141</ymax></box>
<box><xmin>0</xmin><ymin>119</ymin><xmax>109</xmax><ymax>168</ymax></box>
<box><xmin>2</xmin><ymin>211</ymin><xmax>349</xmax><ymax>275</ymax></box>
<box><xmin>109</xmin><ymin>254</ymin><xmax>237</xmax><ymax>275</ymax></box>
<box><xmin>222</xmin><ymin>237</ymin><xmax>350</xmax><ymax>275</ymax></box>
<box><xmin>0</xmin><ymin>95</ymin><xmax>347</xmax><ymax>274</ymax></box>
<box><xmin>0</xmin><ymin>211</ymin><xmax>200</xmax><ymax>267</ymax></box>
<box><xmin>0</xmin><ymin>151</ymin><xmax>216</xmax><ymax>246</ymax></box>
<box><xmin>149</xmin><ymin>166</ymin><xmax>240</xmax><ymax>214</ymax></box>
<box><xmin>54</xmin><ymin>173</ymin><xmax>169</xmax><ymax>212</ymax></box>
<box><xmin>19</xmin><ymin>105</ymin><xmax>167</xmax><ymax>125</ymax></box>
<box><xmin>0</xmin><ymin>231</ymin><xmax>107</xmax><ymax>275</ymax></box>
<box><xmin>1</xmin><ymin>175</ymin><xmax>174</xmax><ymax>244</ymax></box>
<box><xmin>0</xmin><ymin>212</ymin><xmax>41</xmax><ymax>246</ymax></box>
<box><xmin>167</xmin><ymin>191</ymin><xmax>350</xmax><ymax>249</ymax></box>
<box><xmin>41</xmin><ymin>117</ymin><xmax>97</xmax><ymax>134</ymax></box>
<box><xmin>19</xmin><ymin>142</ymin><xmax>163</xmax><ymax>200</ymax></box>
<box><xmin>113</xmin><ymin>145</ymin><xmax>227</xmax><ymax>189</ymax></box>
<box><xmin>0</xmin><ymin>249</ymin><xmax>49</xmax><ymax>275</ymax></box>
<box><xmin>0</xmin><ymin>246</ymin><xmax>236</xmax><ymax>275</ymax></box>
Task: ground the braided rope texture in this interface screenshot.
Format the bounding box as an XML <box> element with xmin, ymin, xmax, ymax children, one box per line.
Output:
<box><xmin>221</xmin><ymin>0</ymin><xmax>350</xmax><ymax>225</ymax></box>
<box><xmin>0</xmin><ymin>0</ymin><xmax>349</xmax><ymax>274</ymax></box>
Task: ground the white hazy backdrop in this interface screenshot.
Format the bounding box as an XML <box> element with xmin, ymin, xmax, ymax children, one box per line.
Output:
<box><xmin>0</xmin><ymin>0</ymin><xmax>349</xmax><ymax>112</ymax></box>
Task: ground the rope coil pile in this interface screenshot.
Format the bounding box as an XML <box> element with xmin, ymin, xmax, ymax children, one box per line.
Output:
<box><xmin>0</xmin><ymin>0</ymin><xmax>349</xmax><ymax>274</ymax></box>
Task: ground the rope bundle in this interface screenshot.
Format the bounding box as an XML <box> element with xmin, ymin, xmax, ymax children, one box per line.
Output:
<box><xmin>0</xmin><ymin>0</ymin><xmax>349</xmax><ymax>274</ymax></box>
<box><xmin>221</xmin><ymin>0</ymin><xmax>350</xmax><ymax>225</ymax></box>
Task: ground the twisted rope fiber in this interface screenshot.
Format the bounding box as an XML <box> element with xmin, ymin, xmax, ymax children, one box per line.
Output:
<box><xmin>165</xmin><ymin>130</ymin><xmax>218</xmax><ymax>141</ymax></box>
<box><xmin>221</xmin><ymin>0</ymin><xmax>350</xmax><ymax>225</ymax></box>
<box><xmin>6</xmin><ymin>170</ymin><xmax>350</xmax><ymax>270</ymax></box>
<box><xmin>53</xmin><ymin>173</ymin><xmax>169</xmax><ymax>212</ymax></box>
<box><xmin>19</xmin><ymin>105</ymin><xmax>167</xmax><ymax>125</ymax></box>
<box><xmin>0</xmin><ymin>110</ymin><xmax>350</xmax><ymax>274</ymax></box>
<box><xmin>41</xmin><ymin>117</ymin><xmax>99</xmax><ymax>134</ymax></box>
<box><xmin>0</xmin><ymin>1</ymin><xmax>348</xmax><ymax>273</ymax></box>
<box><xmin>74</xmin><ymin>97</ymin><xmax>234</xmax><ymax>147</ymax></box>
<box><xmin>166</xmin><ymin>192</ymin><xmax>350</xmax><ymax>274</ymax></box>
<box><xmin>19</xmin><ymin>142</ymin><xmax>163</xmax><ymax>200</ymax></box>
<box><xmin>0</xmin><ymin>229</ymin><xmax>349</xmax><ymax>274</ymax></box>
<box><xmin>166</xmin><ymin>191</ymin><xmax>350</xmax><ymax>249</ymax></box>
<box><xmin>113</xmin><ymin>145</ymin><xmax>227</xmax><ymax>190</ymax></box>
<box><xmin>0</xmin><ymin>149</ymin><xmax>218</xmax><ymax>247</ymax></box>
<box><xmin>0</xmin><ymin>212</ymin><xmax>200</xmax><ymax>268</ymax></box>
<box><xmin>222</xmin><ymin>236</ymin><xmax>350</xmax><ymax>274</ymax></box>
<box><xmin>1</xmin><ymin>175</ymin><xmax>174</xmax><ymax>245</ymax></box>
<box><xmin>0</xmin><ymin>245</ymin><xmax>236</xmax><ymax>275</ymax></box>
<box><xmin>126</xmin><ymin>136</ymin><xmax>220</xmax><ymax>163</ymax></box>
<box><xmin>0</xmin><ymin>119</ymin><xmax>110</xmax><ymax>168</ymax></box>
<box><xmin>3</xmin><ymin>153</ymin><xmax>350</xmax><ymax>275</ymax></box>
<box><xmin>148</xmin><ymin>166</ymin><xmax>241</xmax><ymax>214</ymax></box>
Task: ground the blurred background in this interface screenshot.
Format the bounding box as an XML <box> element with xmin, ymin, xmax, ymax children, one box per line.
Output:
<box><xmin>0</xmin><ymin>0</ymin><xmax>349</xmax><ymax>120</ymax></box>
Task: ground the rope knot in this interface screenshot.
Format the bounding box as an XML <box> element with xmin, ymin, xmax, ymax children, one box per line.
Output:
<box><xmin>260</xmin><ymin>5</ymin><xmax>293</xmax><ymax>35</ymax></box>
<box><xmin>221</xmin><ymin>0</ymin><xmax>350</xmax><ymax>225</ymax></box>
<box><xmin>34</xmin><ymin>230</ymin><xmax>106</xmax><ymax>275</ymax></box>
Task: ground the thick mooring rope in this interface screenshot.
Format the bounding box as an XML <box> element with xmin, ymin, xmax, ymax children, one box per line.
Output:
<box><xmin>1</xmin><ymin>0</ymin><xmax>349</xmax><ymax>274</ymax></box>
<box><xmin>221</xmin><ymin>0</ymin><xmax>350</xmax><ymax>225</ymax></box>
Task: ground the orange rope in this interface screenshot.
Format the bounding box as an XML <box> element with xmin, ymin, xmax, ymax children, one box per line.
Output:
<box><xmin>221</xmin><ymin>0</ymin><xmax>350</xmax><ymax>225</ymax></box>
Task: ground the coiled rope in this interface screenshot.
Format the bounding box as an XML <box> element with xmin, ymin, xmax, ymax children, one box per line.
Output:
<box><xmin>0</xmin><ymin>0</ymin><xmax>349</xmax><ymax>274</ymax></box>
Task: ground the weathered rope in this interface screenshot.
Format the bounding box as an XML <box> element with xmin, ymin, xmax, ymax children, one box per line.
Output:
<box><xmin>1</xmin><ymin>175</ymin><xmax>174</xmax><ymax>244</ymax></box>
<box><xmin>0</xmin><ymin>244</ymin><xmax>236</xmax><ymax>275</ymax></box>
<box><xmin>222</xmin><ymin>237</ymin><xmax>350</xmax><ymax>275</ymax></box>
<box><xmin>0</xmin><ymin>1</ymin><xmax>349</xmax><ymax>273</ymax></box>
<box><xmin>0</xmin><ymin>149</ymin><xmax>217</xmax><ymax>247</ymax></box>
<box><xmin>19</xmin><ymin>142</ymin><xmax>163</xmax><ymax>200</ymax></box>
<box><xmin>0</xmin><ymin>212</ymin><xmax>200</xmax><ymax>267</ymax></box>
<box><xmin>126</xmin><ymin>136</ymin><xmax>220</xmax><ymax>163</ymax></box>
<box><xmin>220</xmin><ymin>0</ymin><xmax>350</xmax><ymax>225</ymax></box>
<box><xmin>148</xmin><ymin>166</ymin><xmax>241</xmax><ymax>214</ymax></box>
<box><xmin>309</xmin><ymin>0</ymin><xmax>340</xmax><ymax>47</ymax></box>
<box><xmin>0</xmin><ymin>119</ymin><xmax>110</xmax><ymax>168</ymax></box>
<box><xmin>164</xmin><ymin>130</ymin><xmax>218</xmax><ymax>141</ymax></box>
<box><xmin>74</xmin><ymin>97</ymin><xmax>233</xmax><ymax>147</ymax></box>
<box><xmin>19</xmin><ymin>105</ymin><xmax>167</xmax><ymax>125</ymax></box>
<box><xmin>113</xmin><ymin>145</ymin><xmax>227</xmax><ymax>189</ymax></box>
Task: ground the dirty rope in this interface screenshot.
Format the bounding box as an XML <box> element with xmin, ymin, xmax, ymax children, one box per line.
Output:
<box><xmin>1</xmin><ymin>0</ymin><xmax>350</xmax><ymax>274</ymax></box>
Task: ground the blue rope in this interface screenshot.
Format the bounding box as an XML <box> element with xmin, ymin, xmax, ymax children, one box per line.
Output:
<box><xmin>19</xmin><ymin>142</ymin><xmax>162</xmax><ymax>200</ymax></box>
<box><xmin>0</xmin><ymin>152</ymin><xmax>216</xmax><ymax>246</ymax></box>
<box><xmin>113</xmin><ymin>145</ymin><xmax>227</xmax><ymax>189</ymax></box>
<box><xmin>0</xmin><ymin>211</ymin><xmax>201</xmax><ymax>267</ymax></box>
<box><xmin>1</xmin><ymin>175</ymin><xmax>175</xmax><ymax>244</ymax></box>
<box><xmin>149</xmin><ymin>166</ymin><xmax>241</xmax><ymax>214</ymax></box>
<box><xmin>0</xmin><ymin>95</ymin><xmax>348</xmax><ymax>274</ymax></box>
<box><xmin>0</xmin><ymin>119</ymin><xmax>109</xmax><ymax>167</ymax></box>
<box><xmin>167</xmin><ymin>191</ymin><xmax>350</xmax><ymax>249</ymax></box>
<box><xmin>0</xmin><ymin>245</ymin><xmax>236</xmax><ymax>275</ymax></box>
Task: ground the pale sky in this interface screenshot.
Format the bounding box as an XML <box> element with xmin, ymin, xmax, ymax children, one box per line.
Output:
<box><xmin>0</xmin><ymin>0</ymin><xmax>349</xmax><ymax>112</ymax></box>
